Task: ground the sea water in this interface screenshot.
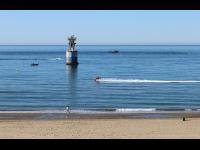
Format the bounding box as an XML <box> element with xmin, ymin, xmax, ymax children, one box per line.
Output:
<box><xmin>1</xmin><ymin>45</ymin><xmax>200</xmax><ymax>112</ymax></box>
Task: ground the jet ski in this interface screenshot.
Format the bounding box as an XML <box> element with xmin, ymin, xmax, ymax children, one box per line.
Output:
<box><xmin>95</xmin><ymin>76</ymin><xmax>101</xmax><ymax>82</ymax></box>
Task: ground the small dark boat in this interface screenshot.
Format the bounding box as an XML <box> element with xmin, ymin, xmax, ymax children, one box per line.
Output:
<box><xmin>108</xmin><ymin>50</ymin><xmax>119</xmax><ymax>54</ymax></box>
<box><xmin>30</xmin><ymin>63</ymin><xmax>39</xmax><ymax>67</ymax></box>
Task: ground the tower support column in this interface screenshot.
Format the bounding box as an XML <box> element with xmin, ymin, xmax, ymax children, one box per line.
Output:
<box><xmin>66</xmin><ymin>35</ymin><xmax>78</xmax><ymax>65</ymax></box>
<box><xmin>66</xmin><ymin>50</ymin><xmax>78</xmax><ymax>65</ymax></box>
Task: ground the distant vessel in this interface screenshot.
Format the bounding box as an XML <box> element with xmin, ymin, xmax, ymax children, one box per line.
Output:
<box><xmin>108</xmin><ymin>50</ymin><xmax>119</xmax><ymax>53</ymax></box>
<box><xmin>30</xmin><ymin>63</ymin><xmax>39</xmax><ymax>67</ymax></box>
<box><xmin>31</xmin><ymin>59</ymin><xmax>39</xmax><ymax>66</ymax></box>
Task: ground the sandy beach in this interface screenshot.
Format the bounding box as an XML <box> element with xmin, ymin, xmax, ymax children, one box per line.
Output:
<box><xmin>0</xmin><ymin>118</ymin><xmax>200</xmax><ymax>139</ymax></box>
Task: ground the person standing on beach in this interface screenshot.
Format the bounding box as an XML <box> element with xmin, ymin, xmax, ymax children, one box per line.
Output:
<box><xmin>65</xmin><ymin>106</ymin><xmax>70</xmax><ymax>114</ymax></box>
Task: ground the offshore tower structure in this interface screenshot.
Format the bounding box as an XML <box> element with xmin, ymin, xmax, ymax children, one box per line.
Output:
<box><xmin>66</xmin><ymin>35</ymin><xmax>78</xmax><ymax>65</ymax></box>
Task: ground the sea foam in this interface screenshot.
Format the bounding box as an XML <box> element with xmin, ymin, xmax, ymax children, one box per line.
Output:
<box><xmin>115</xmin><ymin>108</ymin><xmax>156</xmax><ymax>112</ymax></box>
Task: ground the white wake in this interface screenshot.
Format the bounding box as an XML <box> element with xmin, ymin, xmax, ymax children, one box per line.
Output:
<box><xmin>96</xmin><ymin>78</ymin><xmax>200</xmax><ymax>83</ymax></box>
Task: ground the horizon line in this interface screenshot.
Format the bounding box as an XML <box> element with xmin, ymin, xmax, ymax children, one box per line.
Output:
<box><xmin>1</xmin><ymin>44</ymin><xmax>200</xmax><ymax>46</ymax></box>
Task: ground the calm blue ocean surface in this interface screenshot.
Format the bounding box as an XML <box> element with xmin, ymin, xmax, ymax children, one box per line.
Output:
<box><xmin>1</xmin><ymin>45</ymin><xmax>200</xmax><ymax>111</ymax></box>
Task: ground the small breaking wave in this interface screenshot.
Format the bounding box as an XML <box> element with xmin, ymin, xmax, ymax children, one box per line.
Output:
<box><xmin>96</xmin><ymin>78</ymin><xmax>200</xmax><ymax>83</ymax></box>
<box><xmin>48</xmin><ymin>58</ymin><xmax>63</xmax><ymax>61</ymax></box>
<box><xmin>116</xmin><ymin>108</ymin><xmax>156</xmax><ymax>112</ymax></box>
<box><xmin>65</xmin><ymin>108</ymin><xmax>157</xmax><ymax>114</ymax></box>
<box><xmin>0</xmin><ymin>108</ymin><xmax>199</xmax><ymax>115</ymax></box>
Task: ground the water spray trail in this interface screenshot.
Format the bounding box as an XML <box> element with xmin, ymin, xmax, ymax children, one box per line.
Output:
<box><xmin>97</xmin><ymin>78</ymin><xmax>200</xmax><ymax>83</ymax></box>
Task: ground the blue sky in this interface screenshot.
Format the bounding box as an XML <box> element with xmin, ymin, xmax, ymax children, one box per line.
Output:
<box><xmin>0</xmin><ymin>10</ymin><xmax>200</xmax><ymax>45</ymax></box>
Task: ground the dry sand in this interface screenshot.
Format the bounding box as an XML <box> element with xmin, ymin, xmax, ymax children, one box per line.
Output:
<box><xmin>0</xmin><ymin>118</ymin><xmax>199</xmax><ymax>139</ymax></box>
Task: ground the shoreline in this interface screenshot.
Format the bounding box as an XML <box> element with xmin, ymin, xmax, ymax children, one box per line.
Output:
<box><xmin>0</xmin><ymin>111</ymin><xmax>199</xmax><ymax>120</ymax></box>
